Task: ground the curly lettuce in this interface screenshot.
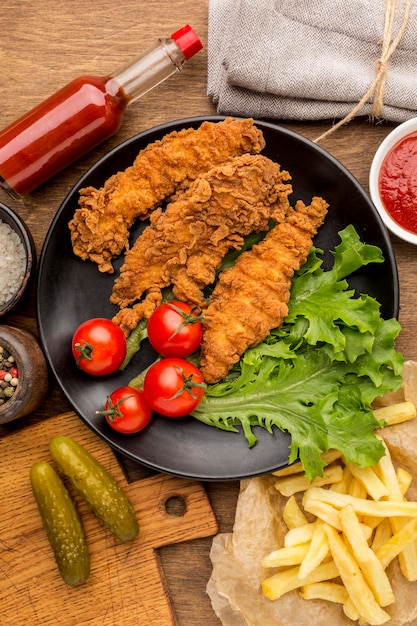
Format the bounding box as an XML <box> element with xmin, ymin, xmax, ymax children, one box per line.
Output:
<box><xmin>191</xmin><ymin>225</ymin><xmax>404</xmax><ymax>479</ymax></box>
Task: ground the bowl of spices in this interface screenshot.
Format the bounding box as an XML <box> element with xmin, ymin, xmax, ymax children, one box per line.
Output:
<box><xmin>369</xmin><ymin>118</ymin><xmax>417</xmax><ymax>245</ymax></box>
<box><xmin>0</xmin><ymin>325</ymin><xmax>49</xmax><ymax>424</ymax></box>
<box><xmin>0</xmin><ymin>202</ymin><xmax>36</xmax><ymax>316</ymax></box>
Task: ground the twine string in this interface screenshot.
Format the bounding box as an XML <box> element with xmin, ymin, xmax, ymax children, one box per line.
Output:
<box><xmin>314</xmin><ymin>0</ymin><xmax>411</xmax><ymax>143</ymax></box>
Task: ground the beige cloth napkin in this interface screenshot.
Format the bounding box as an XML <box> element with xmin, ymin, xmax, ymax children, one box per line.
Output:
<box><xmin>208</xmin><ymin>0</ymin><xmax>417</xmax><ymax>122</ymax></box>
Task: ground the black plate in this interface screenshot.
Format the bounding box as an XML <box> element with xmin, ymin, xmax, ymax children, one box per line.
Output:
<box><xmin>37</xmin><ymin>116</ymin><xmax>399</xmax><ymax>481</ymax></box>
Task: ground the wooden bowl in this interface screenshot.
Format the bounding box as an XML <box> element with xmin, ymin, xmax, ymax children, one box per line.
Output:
<box><xmin>0</xmin><ymin>202</ymin><xmax>37</xmax><ymax>317</ymax></box>
<box><xmin>0</xmin><ymin>325</ymin><xmax>49</xmax><ymax>424</ymax></box>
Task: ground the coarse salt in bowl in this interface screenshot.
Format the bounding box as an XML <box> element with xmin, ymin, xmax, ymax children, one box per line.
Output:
<box><xmin>369</xmin><ymin>117</ymin><xmax>417</xmax><ymax>245</ymax></box>
<box><xmin>0</xmin><ymin>202</ymin><xmax>36</xmax><ymax>316</ymax></box>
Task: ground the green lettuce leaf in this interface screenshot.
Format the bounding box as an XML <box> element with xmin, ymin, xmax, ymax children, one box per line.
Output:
<box><xmin>191</xmin><ymin>226</ymin><xmax>403</xmax><ymax>479</ymax></box>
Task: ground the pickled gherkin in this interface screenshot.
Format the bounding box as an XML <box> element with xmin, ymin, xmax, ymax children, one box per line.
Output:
<box><xmin>49</xmin><ymin>435</ymin><xmax>139</xmax><ymax>542</ymax></box>
<box><xmin>30</xmin><ymin>461</ymin><xmax>90</xmax><ymax>586</ymax></box>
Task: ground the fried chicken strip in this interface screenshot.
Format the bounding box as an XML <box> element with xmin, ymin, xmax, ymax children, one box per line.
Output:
<box><xmin>199</xmin><ymin>196</ymin><xmax>329</xmax><ymax>384</ymax></box>
<box><xmin>69</xmin><ymin>118</ymin><xmax>265</xmax><ymax>273</ymax></box>
<box><xmin>111</xmin><ymin>154</ymin><xmax>293</xmax><ymax>335</ymax></box>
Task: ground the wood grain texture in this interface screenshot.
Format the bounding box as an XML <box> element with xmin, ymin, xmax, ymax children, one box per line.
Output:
<box><xmin>1</xmin><ymin>1</ymin><xmax>417</xmax><ymax>624</ymax></box>
<box><xmin>0</xmin><ymin>412</ymin><xmax>218</xmax><ymax>625</ymax></box>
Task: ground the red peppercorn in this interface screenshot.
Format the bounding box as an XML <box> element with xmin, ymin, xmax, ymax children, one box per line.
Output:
<box><xmin>10</xmin><ymin>366</ymin><xmax>18</xmax><ymax>378</ymax></box>
<box><xmin>0</xmin><ymin>369</ymin><xmax>7</xmax><ymax>380</ymax></box>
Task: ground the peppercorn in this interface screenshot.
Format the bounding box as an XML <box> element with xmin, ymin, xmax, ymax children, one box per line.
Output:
<box><xmin>0</xmin><ymin>345</ymin><xmax>19</xmax><ymax>405</ymax></box>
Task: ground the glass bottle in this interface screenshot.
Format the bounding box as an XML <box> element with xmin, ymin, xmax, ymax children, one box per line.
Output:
<box><xmin>0</xmin><ymin>25</ymin><xmax>202</xmax><ymax>197</ymax></box>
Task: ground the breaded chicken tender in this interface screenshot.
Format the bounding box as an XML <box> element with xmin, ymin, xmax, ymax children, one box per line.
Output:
<box><xmin>69</xmin><ymin>118</ymin><xmax>265</xmax><ymax>273</ymax></box>
<box><xmin>111</xmin><ymin>154</ymin><xmax>293</xmax><ymax>335</ymax></box>
<box><xmin>199</xmin><ymin>196</ymin><xmax>329</xmax><ymax>384</ymax></box>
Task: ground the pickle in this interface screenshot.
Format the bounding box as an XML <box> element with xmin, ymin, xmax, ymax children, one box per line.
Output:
<box><xmin>30</xmin><ymin>461</ymin><xmax>90</xmax><ymax>587</ymax></box>
<box><xmin>49</xmin><ymin>435</ymin><xmax>139</xmax><ymax>542</ymax></box>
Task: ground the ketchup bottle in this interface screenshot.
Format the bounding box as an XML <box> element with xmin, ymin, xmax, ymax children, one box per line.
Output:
<box><xmin>0</xmin><ymin>25</ymin><xmax>202</xmax><ymax>197</ymax></box>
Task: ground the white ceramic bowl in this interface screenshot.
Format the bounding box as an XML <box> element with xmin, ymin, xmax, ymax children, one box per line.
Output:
<box><xmin>369</xmin><ymin>117</ymin><xmax>417</xmax><ymax>245</ymax></box>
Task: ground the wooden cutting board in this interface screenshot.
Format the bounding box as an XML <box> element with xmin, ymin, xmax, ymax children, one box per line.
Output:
<box><xmin>0</xmin><ymin>411</ymin><xmax>219</xmax><ymax>625</ymax></box>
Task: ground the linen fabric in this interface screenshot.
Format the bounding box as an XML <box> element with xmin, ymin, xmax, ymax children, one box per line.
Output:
<box><xmin>207</xmin><ymin>0</ymin><xmax>417</xmax><ymax>122</ymax></box>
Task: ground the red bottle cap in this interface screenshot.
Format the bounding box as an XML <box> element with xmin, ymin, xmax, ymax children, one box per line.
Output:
<box><xmin>171</xmin><ymin>24</ymin><xmax>203</xmax><ymax>60</ymax></box>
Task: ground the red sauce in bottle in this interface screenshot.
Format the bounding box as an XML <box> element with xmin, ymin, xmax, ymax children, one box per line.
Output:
<box><xmin>0</xmin><ymin>26</ymin><xmax>202</xmax><ymax>197</ymax></box>
<box><xmin>0</xmin><ymin>75</ymin><xmax>127</xmax><ymax>196</ymax></box>
<box><xmin>378</xmin><ymin>130</ymin><xmax>417</xmax><ymax>235</ymax></box>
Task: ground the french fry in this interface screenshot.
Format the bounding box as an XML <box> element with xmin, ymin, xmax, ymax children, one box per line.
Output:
<box><xmin>376</xmin><ymin>437</ymin><xmax>405</xmax><ymax>501</ymax></box>
<box><xmin>373</xmin><ymin>401</ymin><xmax>416</xmax><ymax>425</ymax></box>
<box><xmin>362</xmin><ymin>450</ymin><xmax>412</xmax><ymax>529</ymax></box>
<box><xmin>284</xmin><ymin>523</ymin><xmax>315</xmax><ymax>547</ymax></box>
<box><xmin>262</xmin><ymin>430</ymin><xmax>417</xmax><ymax>624</ymax></box>
<box><xmin>274</xmin><ymin>464</ymin><xmax>343</xmax><ymax>497</ymax></box>
<box><xmin>298</xmin><ymin>522</ymin><xmax>329</xmax><ymax>579</ymax></box>
<box><xmin>302</xmin><ymin>498</ymin><xmax>343</xmax><ymax>531</ymax></box>
<box><xmin>375</xmin><ymin>516</ymin><xmax>417</xmax><ymax>571</ymax></box>
<box><xmin>371</xmin><ymin>518</ymin><xmax>393</xmax><ymax>553</ymax></box>
<box><xmin>348</xmin><ymin>460</ymin><xmax>387</xmax><ymax>528</ymax></box>
<box><xmin>300</xmin><ymin>581</ymin><xmax>348</xmax><ymax>604</ymax></box>
<box><xmin>272</xmin><ymin>450</ymin><xmax>343</xmax><ymax>477</ymax></box>
<box><xmin>346</xmin><ymin>463</ymin><xmax>389</xmax><ymax>501</ymax></box>
<box><xmin>343</xmin><ymin>598</ymin><xmax>361</xmax><ymax>622</ymax></box>
<box><xmin>339</xmin><ymin>505</ymin><xmax>394</xmax><ymax>607</ymax></box>
<box><xmin>301</xmin><ymin>497</ymin><xmax>373</xmax><ymax>539</ymax></box>
<box><xmin>303</xmin><ymin>486</ymin><xmax>417</xmax><ymax>517</ymax></box>
<box><xmin>262</xmin><ymin>544</ymin><xmax>310</xmax><ymax>568</ymax></box>
<box><xmin>376</xmin><ymin>437</ymin><xmax>417</xmax><ymax>581</ymax></box>
<box><xmin>283</xmin><ymin>495</ymin><xmax>308</xmax><ymax>529</ymax></box>
<box><xmin>361</xmin><ymin>512</ymin><xmax>385</xmax><ymax>531</ymax></box>
<box><xmin>348</xmin><ymin>476</ymin><xmax>368</xmax><ymax>500</ymax></box>
<box><xmin>331</xmin><ymin>465</ymin><xmax>353</xmax><ymax>494</ymax></box>
<box><xmin>323</xmin><ymin>524</ymin><xmax>391</xmax><ymax>625</ymax></box>
<box><xmin>261</xmin><ymin>560</ymin><xmax>339</xmax><ymax>601</ymax></box>
<box><xmin>396</xmin><ymin>467</ymin><xmax>413</xmax><ymax>496</ymax></box>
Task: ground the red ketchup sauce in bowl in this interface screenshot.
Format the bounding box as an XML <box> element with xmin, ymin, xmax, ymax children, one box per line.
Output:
<box><xmin>370</xmin><ymin>119</ymin><xmax>417</xmax><ymax>245</ymax></box>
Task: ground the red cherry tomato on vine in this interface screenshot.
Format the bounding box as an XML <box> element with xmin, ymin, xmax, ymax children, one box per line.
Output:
<box><xmin>72</xmin><ymin>318</ymin><xmax>127</xmax><ymax>376</ymax></box>
<box><xmin>147</xmin><ymin>301</ymin><xmax>203</xmax><ymax>357</ymax></box>
<box><xmin>143</xmin><ymin>357</ymin><xmax>206</xmax><ymax>418</ymax></box>
<box><xmin>100</xmin><ymin>386</ymin><xmax>152</xmax><ymax>434</ymax></box>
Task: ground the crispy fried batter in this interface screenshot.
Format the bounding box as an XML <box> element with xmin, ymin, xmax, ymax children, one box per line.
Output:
<box><xmin>69</xmin><ymin>118</ymin><xmax>265</xmax><ymax>273</ymax></box>
<box><xmin>199</xmin><ymin>196</ymin><xmax>329</xmax><ymax>384</ymax></box>
<box><xmin>111</xmin><ymin>154</ymin><xmax>293</xmax><ymax>335</ymax></box>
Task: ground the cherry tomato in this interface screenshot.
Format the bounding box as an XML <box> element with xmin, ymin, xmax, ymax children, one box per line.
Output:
<box><xmin>100</xmin><ymin>386</ymin><xmax>152</xmax><ymax>434</ymax></box>
<box><xmin>147</xmin><ymin>301</ymin><xmax>203</xmax><ymax>357</ymax></box>
<box><xmin>72</xmin><ymin>318</ymin><xmax>127</xmax><ymax>376</ymax></box>
<box><xmin>143</xmin><ymin>357</ymin><xmax>206</xmax><ymax>418</ymax></box>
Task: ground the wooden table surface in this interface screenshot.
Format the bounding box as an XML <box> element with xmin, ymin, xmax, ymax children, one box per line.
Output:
<box><xmin>1</xmin><ymin>1</ymin><xmax>417</xmax><ymax>624</ymax></box>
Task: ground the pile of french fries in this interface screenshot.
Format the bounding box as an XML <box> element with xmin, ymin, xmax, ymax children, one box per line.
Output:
<box><xmin>261</xmin><ymin>401</ymin><xmax>417</xmax><ymax>625</ymax></box>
